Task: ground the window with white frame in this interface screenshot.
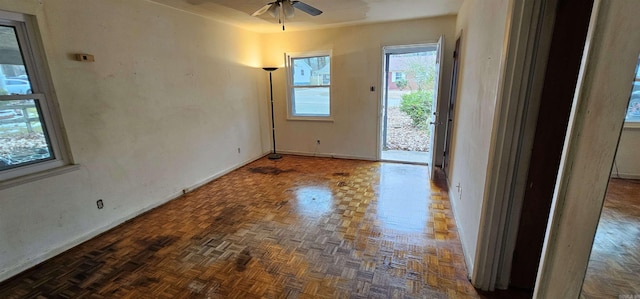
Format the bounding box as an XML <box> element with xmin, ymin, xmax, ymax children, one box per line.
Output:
<box><xmin>624</xmin><ymin>56</ymin><xmax>640</xmax><ymax>123</ymax></box>
<box><xmin>0</xmin><ymin>10</ymin><xmax>70</xmax><ymax>183</ymax></box>
<box><xmin>287</xmin><ymin>52</ymin><xmax>331</xmax><ymax>118</ymax></box>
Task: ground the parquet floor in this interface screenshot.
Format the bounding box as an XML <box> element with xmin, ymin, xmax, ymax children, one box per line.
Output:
<box><xmin>0</xmin><ymin>155</ymin><xmax>480</xmax><ymax>298</ymax></box>
<box><xmin>581</xmin><ymin>178</ymin><xmax>640</xmax><ymax>299</ymax></box>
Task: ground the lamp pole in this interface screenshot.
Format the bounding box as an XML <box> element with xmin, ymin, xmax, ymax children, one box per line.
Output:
<box><xmin>263</xmin><ymin>67</ymin><xmax>282</xmax><ymax>160</ymax></box>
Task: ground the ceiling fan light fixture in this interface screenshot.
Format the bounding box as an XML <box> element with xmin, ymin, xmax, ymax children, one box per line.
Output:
<box><xmin>282</xmin><ymin>0</ymin><xmax>295</xmax><ymax>18</ymax></box>
<box><xmin>251</xmin><ymin>0</ymin><xmax>322</xmax><ymax>31</ymax></box>
<box><xmin>267</xmin><ymin>3</ymin><xmax>280</xmax><ymax>18</ymax></box>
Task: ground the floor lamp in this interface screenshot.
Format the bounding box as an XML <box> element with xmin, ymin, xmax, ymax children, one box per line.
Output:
<box><xmin>263</xmin><ymin>67</ymin><xmax>282</xmax><ymax>160</ymax></box>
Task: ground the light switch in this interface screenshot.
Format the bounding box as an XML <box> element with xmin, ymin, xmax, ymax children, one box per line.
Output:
<box><xmin>75</xmin><ymin>54</ymin><xmax>95</xmax><ymax>62</ymax></box>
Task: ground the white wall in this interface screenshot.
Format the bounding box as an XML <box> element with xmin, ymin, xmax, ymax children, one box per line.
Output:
<box><xmin>614</xmin><ymin>127</ymin><xmax>640</xmax><ymax>179</ymax></box>
<box><xmin>260</xmin><ymin>16</ymin><xmax>456</xmax><ymax>161</ymax></box>
<box><xmin>447</xmin><ymin>0</ymin><xmax>510</xmax><ymax>273</ymax></box>
<box><xmin>0</xmin><ymin>0</ymin><xmax>268</xmax><ymax>282</ymax></box>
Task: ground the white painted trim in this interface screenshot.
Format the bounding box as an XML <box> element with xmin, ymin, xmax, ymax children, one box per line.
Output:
<box><xmin>471</xmin><ymin>0</ymin><xmax>516</xmax><ymax>287</ymax></box>
<box><xmin>285</xmin><ymin>117</ymin><xmax>334</xmax><ymax>122</ymax></box>
<box><xmin>474</xmin><ymin>0</ymin><xmax>559</xmax><ymax>290</ymax></box>
<box><xmin>0</xmin><ymin>164</ymin><xmax>80</xmax><ymax>190</ymax></box>
<box><xmin>448</xmin><ymin>183</ymin><xmax>474</xmax><ymax>277</ymax></box>
<box><xmin>376</xmin><ymin>45</ymin><xmax>384</xmax><ymax>162</ymax></box>
<box><xmin>0</xmin><ymin>152</ymin><xmax>267</xmax><ymax>283</ymax></box>
<box><xmin>471</xmin><ymin>0</ymin><xmax>558</xmax><ymax>290</ymax></box>
<box><xmin>622</xmin><ymin>122</ymin><xmax>640</xmax><ymax>129</ymax></box>
<box><xmin>284</xmin><ymin>50</ymin><xmax>333</xmax><ymax>120</ymax></box>
<box><xmin>612</xmin><ymin>172</ymin><xmax>640</xmax><ymax>180</ymax></box>
<box><xmin>277</xmin><ymin>150</ymin><xmax>376</xmax><ymax>161</ymax></box>
<box><xmin>379</xmin><ymin>159</ymin><xmax>427</xmax><ymax>166</ymax></box>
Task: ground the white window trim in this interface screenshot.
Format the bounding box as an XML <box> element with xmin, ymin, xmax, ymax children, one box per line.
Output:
<box><xmin>624</xmin><ymin>61</ymin><xmax>640</xmax><ymax>127</ymax></box>
<box><xmin>0</xmin><ymin>10</ymin><xmax>74</xmax><ymax>187</ymax></box>
<box><xmin>285</xmin><ymin>50</ymin><xmax>333</xmax><ymax>121</ymax></box>
<box><xmin>623</xmin><ymin>122</ymin><xmax>640</xmax><ymax>129</ymax></box>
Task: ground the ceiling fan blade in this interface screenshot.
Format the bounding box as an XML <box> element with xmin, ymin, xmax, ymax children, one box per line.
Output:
<box><xmin>251</xmin><ymin>3</ymin><xmax>274</xmax><ymax>16</ymax></box>
<box><xmin>291</xmin><ymin>1</ymin><xmax>322</xmax><ymax>16</ymax></box>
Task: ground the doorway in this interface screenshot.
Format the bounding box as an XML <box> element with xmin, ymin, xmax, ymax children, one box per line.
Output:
<box><xmin>508</xmin><ymin>0</ymin><xmax>595</xmax><ymax>289</ymax></box>
<box><xmin>580</xmin><ymin>56</ymin><xmax>640</xmax><ymax>298</ymax></box>
<box><xmin>380</xmin><ymin>39</ymin><xmax>444</xmax><ymax>173</ymax></box>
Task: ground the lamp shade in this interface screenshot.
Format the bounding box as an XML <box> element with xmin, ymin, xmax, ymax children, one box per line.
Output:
<box><xmin>282</xmin><ymin>0</ymin><xmax>295</xmax><ymax>18</ymax></box>
<box><xmin>267</xmin><ymin>3</ymin><xmax>279</xmax><ymax>18</ymax></box>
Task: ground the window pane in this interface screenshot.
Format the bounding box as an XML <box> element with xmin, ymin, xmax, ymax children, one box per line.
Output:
<box><xmin>0</xmin><ymin>25</ymin><xmax>32</xmax><ymax>95</ymax></box>
<box><xmin>625</xmin><ymin>57</ymin><xmax>640</xmax><ymax>122</ymax></box>
<box><xmin>292</xmin><ymin>56</ymin><xmax>330</xmax><ymax>86</ymax></box>
<box><xmin>0</xmin><ymin>99</ymin><xmax>53</xmax><ymax>170</ymax></box>
<box><xmin>293</xmin><ymin>87</ymin><xmax>330</xmax><ymax>116</ymax></box>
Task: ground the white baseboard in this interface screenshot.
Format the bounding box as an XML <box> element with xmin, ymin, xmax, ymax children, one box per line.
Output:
<box><xmin>0</xmin><ymin>152</ymin><xmax>268</xmax><ymax>283</ymax></box>
<box><xmin>611</xmin><ymin>172</ymin><xmax>640</xmax><ymax>180</ymax></box>
<box><xmin>277</xmin><ymin>150</ymin><xmax>376</xmax><ymax>161</ymax></box>
<box><xmin>447</xmin><ymin>182</ymin><xmax>474</xmax><ymax>279</ymax></box>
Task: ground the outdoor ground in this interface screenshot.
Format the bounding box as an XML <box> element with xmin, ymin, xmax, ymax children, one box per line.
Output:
<box><xmin>385</xmin><ymin>90</ymin><xmax>430</xmax><ymax>152</ymax></box>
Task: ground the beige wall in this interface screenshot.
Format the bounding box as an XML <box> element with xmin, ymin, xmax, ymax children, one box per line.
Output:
<box><xmin>614</xmin><ymin>127</ymin><xmax>640</xmax><ymax>179</ymax></box>
<box><xmin>0</xmin><ymin>0</ymin><xmax>267</xmax><ymax>281</ymax></box>
<box><xmin>0</xmin><ymin>0</ymin><xmax>455</xmax><ymax>280</ymax></box>
<box><xmin>0</xmin><ymin>0</ymin><xmax>460</xmax><ymax>284</ymax></box>
<box><xmin>260</xmin><ymin>16</ymin><xmax>456</xmax><ymax>160</ymax></box>
<box><xmin>447</xmin><ymin>0</ymin><xmax>510</xmax><ymax>273</ymax></box>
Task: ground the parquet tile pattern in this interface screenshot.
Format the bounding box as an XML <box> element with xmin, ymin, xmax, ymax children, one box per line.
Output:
<box><xmin>0</xmin><ymin>155</ymin><xmax>479</xmax><ymax>298</ymax></box>
<box><xmin>581</xmin><ymin>178</ymin><xmax>640</xmax><ymax>299</ymax></box>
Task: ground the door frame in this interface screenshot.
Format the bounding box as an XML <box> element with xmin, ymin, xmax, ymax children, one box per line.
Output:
<box><xmin>378</xmin><ymin>42</ymin><xmax>443</xmax><ymax>171</ymax></box>
<box><xmin>471</xmin><ymin>0</ymin><xmax>558</xmax><ymax>291</ymax></box>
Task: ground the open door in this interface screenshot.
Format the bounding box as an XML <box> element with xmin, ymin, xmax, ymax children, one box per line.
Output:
<box><xmin>442</xmin><ymin>36</ymin><xmax>461</xmax><ymax>175</ymax></box>
<box><xmin>380</xmin><ymin>43</ymin><xmax>442</xmax><ymax>168</ymax></box>
<box><xmin>429</xmin><ymin>36</ymin><xmax>445</xmax><ymax>178</ymax></box>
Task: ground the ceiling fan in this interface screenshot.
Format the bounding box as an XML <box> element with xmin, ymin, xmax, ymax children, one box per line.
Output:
<box><xmin>251</xmin><ymin>0</ymin><xmax>322</xmax><ymax>31</ymax></box>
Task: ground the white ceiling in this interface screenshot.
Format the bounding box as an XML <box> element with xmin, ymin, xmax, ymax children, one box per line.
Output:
<box><xmin>149</xmin><ymin>0</ymin><xmax>464</xmax><ymax>33</ymax></box>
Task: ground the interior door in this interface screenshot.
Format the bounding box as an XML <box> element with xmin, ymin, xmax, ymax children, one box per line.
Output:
<box><xmin>443</xmin><ymin>36</ymin><xmax>461</xmax><ymax>175</ymax></box>
<box><xmin>429</xmin><ymin>36</ymin><xmax>445</xmax><ymax>178</ymax></box>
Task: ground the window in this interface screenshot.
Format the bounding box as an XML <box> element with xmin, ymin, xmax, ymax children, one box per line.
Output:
<box><xmin>0</xmin><ymin>11</ymin><xmax>70</xmax><ymax>183</ymax></box>
<box><xmin>287</xmin><ymin>51</ymin><xmax>331</xmax><ymax>118</ymax></box>
<box><xmin>391</xmin><ymin>72</ymin><xmax>406</xmax><ymax>83</ymax></box>
<box><xmin>624</xmin><ymin>57</ymin><xmax>640</xmax><ymax>123</ymax></box>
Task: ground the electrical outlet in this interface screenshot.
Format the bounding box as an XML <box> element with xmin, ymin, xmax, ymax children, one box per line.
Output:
<box><xmin>317</xmin><ymin>140</ymin><xmax>321</xmax><ymax>144</ymax></box>
<box><xmin>96</xmin><ymin>199</ymin><xmax>104</xmax><ymax>209</ymax></box>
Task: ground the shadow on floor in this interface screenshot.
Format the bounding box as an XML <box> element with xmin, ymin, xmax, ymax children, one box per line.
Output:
<box><xmin>477</xmin><ymin>287</ymin><xmax>533</xmax><ymax>299</ymax></box>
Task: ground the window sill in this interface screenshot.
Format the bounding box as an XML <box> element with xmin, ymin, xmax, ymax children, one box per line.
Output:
<box><xmin>0</xmin><ymin>164</ymin><xmax>81</xmax><ymax>190</ymax></box>
<box><xmin>623</xmin><ymin>122</ymin><xmax>640</xmax><ymax>129</ymax></box>
<box><xmin>287</xmin><ymin>116</ymin><xmax>334</xmax><ymax>122</ymax></box>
